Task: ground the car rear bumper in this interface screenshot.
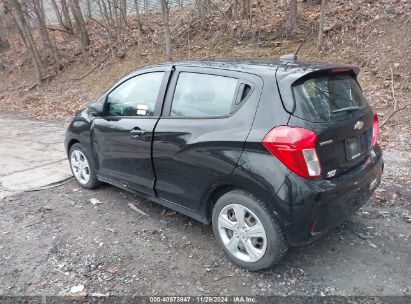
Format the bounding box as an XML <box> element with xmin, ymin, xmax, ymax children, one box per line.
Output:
<box><xmin>278</xmin><ymin>146</ymin><xmax>383</xmax><ymax>246</ymax></box>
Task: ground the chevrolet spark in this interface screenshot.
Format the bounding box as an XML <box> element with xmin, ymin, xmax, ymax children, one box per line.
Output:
<box><xmin>65</xmin><ymin>57</ymin><xmax>383</xmax><ymax>270</ymax></box>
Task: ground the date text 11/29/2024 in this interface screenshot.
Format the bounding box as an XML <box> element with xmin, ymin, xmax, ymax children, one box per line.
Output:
<box><xmin>149</xmin><ymin>296</ymin><xmax>257</xmax><ymax>303</ymax></box>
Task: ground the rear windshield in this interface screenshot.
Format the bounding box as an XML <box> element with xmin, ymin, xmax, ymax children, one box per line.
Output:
<box><xmin>292</xmin><ymin>73</ymin><xmax>369</xmax><ymax>122</ymax></box>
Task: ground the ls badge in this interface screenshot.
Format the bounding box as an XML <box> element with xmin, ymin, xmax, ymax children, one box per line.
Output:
<box><xmin>354</xmin><ymin>121</ymin><xmax>364</xmax><ymax>130</ymax></box>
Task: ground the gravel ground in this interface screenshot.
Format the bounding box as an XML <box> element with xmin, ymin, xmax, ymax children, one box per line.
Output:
<box><xmin>0</xmin><ymin>150</ymin><xmax>410</xmax><ymax>297</ymax></box>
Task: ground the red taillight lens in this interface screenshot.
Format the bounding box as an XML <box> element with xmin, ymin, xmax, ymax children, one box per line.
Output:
<box><xmin>263</xmin><ymin>126</ymin><xmax>321</xmax><ymax>178</ymax></box>
<box><xmin>372</xmin><ymin>112</ymin><xmax>379</xmax><ymax>147</ymax></box>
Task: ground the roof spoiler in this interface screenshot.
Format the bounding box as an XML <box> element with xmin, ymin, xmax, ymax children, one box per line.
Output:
<box><xmin>329</xmin><ymin>66</ymin><xmax>360</xmax><ymax>76</ymax></box>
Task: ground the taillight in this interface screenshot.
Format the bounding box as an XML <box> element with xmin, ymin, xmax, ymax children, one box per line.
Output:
<box><xmin>263</xmin><ymin>126</ymin><xmax>322</xmax><ymax>178</ymax></box>
<box><xmin>372</xmin><ymin>112</ymin><xmax>379</xmax><ymax>147</ymax></box>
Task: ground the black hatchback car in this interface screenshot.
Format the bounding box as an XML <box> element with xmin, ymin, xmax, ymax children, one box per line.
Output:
<box><xmin>65</xmin><ymin>57</ymin><xmax>383</xmax><ymax>270</ymax></box>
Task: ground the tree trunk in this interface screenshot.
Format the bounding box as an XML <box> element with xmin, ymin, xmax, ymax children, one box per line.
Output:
<box><xmin>8</xmin><ymin>0</ymin><xmax>45</xmax><ymax>83</ymax></box>
<box><xmin>69</xmin><ymin>0</ymin><xmax>91</xmax><ymax>53</ymax></box>
<box><xmin>120</xmin><ymin>0</ymin><xmax>127</xmax><ymax>29</ymax></box>
<box><xmin>133</xmin><ymin>0</ymin><xmax>144</xmax><ymax>47</ymax></box>
<box><xmin>160</xmin><ymin>0</ymin><xmax>172</xmax><ymax>61</ymax></box>
<box><xmin>32</xmin><ymin>0</ymin><xmax>59</xmax><ymax>61</ymax></box>
<box><xmin>97</xmin><ymin>0</ymin><xmax>117</xmax><ymax>58</ymax></box>
<box><xmin>233</xmin><ymin>0</ymin><xmax>238</xmax><ymax>20</ymax></box>
<box><xmin>107</xmin><ymin>0</ymin><xmax>115</xmax><ymax>26</ymax></box>
<box><xmin>195</xmin><ymin>0</ymin><xmax>206</xmax><ymax>27</ymax></box>
<box><xmin>98</xmin><ymin>0</ymin><xmax>111</xmax><ymax>26</ymax></box>
<box><xmin>317</xmin><ymin>0</ymin><xmax>325</xmax><ymax>49</ymax></box>
<box><xmin>243</xmin><ymin>0</ymin><xmax>251</xmax><ymax>19</ymax></box>
<box><xmin>86</xmin><ymin>0</ymin><xmax>92</xmax><ymax>19</ymax></box>
<box><xmin>50</xmin><ymin>0</ymin><xmax>65</xmax><ymax>29</ymax></box>
<box><xmin>61</xmin><ymin>0</ymin><xmax>73</xmax><ymax>32</ymax></box>
<box><xmin>113</xmin><ymin>0</ymin><xmax>121</xmax><ymax>32</ymax></box>
<box><xmin>285</xmin><ymin>0</ymin><xmax>298</xmax><ymax>31</ymax></box>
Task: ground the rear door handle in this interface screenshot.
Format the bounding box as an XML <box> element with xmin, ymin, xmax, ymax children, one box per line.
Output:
<box><xmin>130</xmin><ymin>128</ymin><xmax>146</xmax><ymax>138</ymax></box>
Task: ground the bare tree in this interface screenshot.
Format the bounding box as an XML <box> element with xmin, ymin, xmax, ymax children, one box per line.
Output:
<box><xmin>96</xmin><ymin>0</ymin><xmax>117</xmax><ymax>57</ymax></box>
<box><xmin>317</xmin><ymin>0</ymin><xmax>325</xmax><ymax>48</ymax></box>
<box><xmin>50</xmin><ymin>0</ymin><xmax>65</xmax><ymax>29</ymax></box>
<box><xmin>133</xmin><ymin>0</ymin><xmax>143</xmax><ymax>47</ymax></box>
<box><xmin>112</xmin><ymin>0</ymin><xmax>121</xmax><ymax>32</ymax></box>
<box><xmin>31</xmin><ymin>0</ymin><xmax>59</xmax><ymax>61</ymax></box>
<box><xmin>7</xmin><ymin>0</ymin><xmax>45</xmax><ymax>83</ymax></box>
<box><xmin>243</xmin><ymin>0</ymin><xmax>251</xmax><ymax>19</ymax></box>
<box><xmin>119</xmin><ymin>0</ymin><xmax>127</xmax><ymax>29</ymax></box>
<box><xmin>86</xmin><ymin>0</ymin><xmax>92</xmax><ymax>19</ymax></box>
<box><xmin>284</xmin><ymin>0</ymin><xmax>298</xmax><ymax>31</ymax></box>
<box><xmin>195</xmin><ymin>0</ymin><xmax>207</xmax><ymax>27</ymax></box>
<box><xmin>99</xmin><ymin>0</ymin><xmax>114</xmax><ymax>26</ymax></box>
<box><xmin>61</xmin><ymin>0</ymin><xmax>73</xmax><ymax>32</ymax></box>
<box><xmin>160</xmin><ymin>0</ymin><xmax>172</xmax><ymax>60</ymax></box>
<box><xmin>107</xmin><ymin>0</ymin><xmax>115</xmax><ymax>26</ymax></box>
<box><xmin>69</xmin><ymin>0</ymin><xmax>90</xmax><ymax>53</ymax></box>
<box><xmin>233</xmin><ymin>0</ymin><xmax>238</xmax><ymax>20</ymax></box>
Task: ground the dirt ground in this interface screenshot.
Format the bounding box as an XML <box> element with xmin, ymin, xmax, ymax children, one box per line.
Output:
<box><xmin>0</xmin><ymin>1</ymin><xmax>410</xmax><ymax>298</ymax></box>
<box><xmin>0</xmin><ymin>146</ymin><xmax>410</xmax><ymax>297</ymax></box>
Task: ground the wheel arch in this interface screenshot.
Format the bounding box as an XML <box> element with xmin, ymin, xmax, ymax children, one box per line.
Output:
<box><xmin>202</xmin><ymin>177</ymin><xmax>289</xmax><ymax>228</ymax></box>
<box><xmin>67</xmin><ymin>139</ymin><xmax>80</xmax><ymax>154</ymax></box>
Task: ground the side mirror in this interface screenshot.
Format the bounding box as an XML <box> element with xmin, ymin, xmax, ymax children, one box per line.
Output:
<box><xmin>88</xmin><ymin>102</ymin><xmax>103</xmax><ymax>117</ymax></box>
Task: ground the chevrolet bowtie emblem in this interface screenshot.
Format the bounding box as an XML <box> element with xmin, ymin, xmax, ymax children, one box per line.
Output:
<box><xmin>354</xmin><ymin>121</ymin><xmax>364</xmax><ymax>130</ymax></box>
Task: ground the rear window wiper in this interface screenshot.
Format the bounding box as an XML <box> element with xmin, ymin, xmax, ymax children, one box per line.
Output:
<box><xmin>332</xmin><ymin>106</ymin><xmax>361</xmax><ymax>114</ymax></box>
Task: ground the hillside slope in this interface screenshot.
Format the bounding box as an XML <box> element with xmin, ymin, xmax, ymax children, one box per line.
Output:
<box><xmin>0</xmin><ymin>0</ymin><xmax>409</xmax><ymax>149</ymax></box>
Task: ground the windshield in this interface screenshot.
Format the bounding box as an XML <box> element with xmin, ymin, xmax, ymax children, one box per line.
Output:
<box><xmin>292</xmin><ymin>73</ymin><xmax>369</xmax><ymax>122</ymax></box>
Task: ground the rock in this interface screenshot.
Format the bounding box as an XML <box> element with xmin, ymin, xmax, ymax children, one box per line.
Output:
<box><xmin>368</xmin><ymin>242</ymin><xmax>378</xmax><ymax>248</ymax></box>
<box><xmin>70</xmin><ymin>284</ymin><xmax>85</xmax><ymax>293</ymax></box>
<box><xmin>357</xmin><ymin>232</ymin><xmax>370</xmax><ymax>240</ymax></box>
<box><xmin>107</xmin><ymin>266</ymin><xmax>118</xmax><ymax>274</ymax></box>
<box><xmin>89</xmin><ymin>198</ymin><xmax>103</xmax><ymax>205</ymax></box>
<box><xmin>402</xmin><ymin>213</ymin><xmax>411</xmax><ymax>223</ymax></box>
<box><xmin>37</xmin><ymin>206</ymin><xmax>52</xmax><ymax>213</ymax></box>
<box><xmin>378</xmin><ymin>211</ymin><xmax>390</xmax><ymax>217</ymax></box>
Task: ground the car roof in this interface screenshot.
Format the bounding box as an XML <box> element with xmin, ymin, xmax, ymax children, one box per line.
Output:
<box><xmin>145</xmin><ymin>58</ymin><xmax>359</xmax><ymax>75</ymax></box>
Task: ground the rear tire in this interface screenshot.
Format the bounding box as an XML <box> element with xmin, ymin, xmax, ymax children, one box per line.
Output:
<box><xmin>69</xmin><ymin>143</ymin><xmax>101</xmax><ymax>189</ymax></box>
<box><xmin>212</xmin><ymin>190</ymin><xmax>288</xmax><ymax>270</ymax></box>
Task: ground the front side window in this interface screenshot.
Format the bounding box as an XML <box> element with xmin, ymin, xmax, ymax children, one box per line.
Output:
<box><xmin>170</xmin><ymin>72</ymin><xmax>238</xmax><ymax>117</ymax></box>
<box><xmin>106</xmin><ymin>72</ymin><xmax>164</xmax><ymax>117</ymax></box>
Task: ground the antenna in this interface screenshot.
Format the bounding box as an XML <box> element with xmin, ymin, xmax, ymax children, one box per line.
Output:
<box><xmin>280</xmin><ymin>32</ymin><xmax>309</xmax><ymax>62</ymax></box>
<box><xmin>295</xmin><ymin>31</ymin><xmax>309</xmax><ymax>57</ymax></box>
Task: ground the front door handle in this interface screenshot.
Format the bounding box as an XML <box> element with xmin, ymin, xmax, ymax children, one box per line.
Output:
<box><xmin>130</xmin><ymin>128</ymin><xmax>146</xmax><ymax>138</ymax></box>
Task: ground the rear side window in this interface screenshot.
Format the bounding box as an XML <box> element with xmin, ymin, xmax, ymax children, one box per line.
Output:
<box><xmin>292</xmin><ymin>73</ymin><xmax>369</xmax><ymax>122</ymax></box>
<box><xmin>170</xmin><ymin>72</ymin><xmax>238</xmax><ymax>117</ymax></box>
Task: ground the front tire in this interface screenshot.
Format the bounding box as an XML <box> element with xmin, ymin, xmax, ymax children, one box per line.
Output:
<box><xmin>212</xmin><ymin>190</ymin><xmax>288</xmax><ymax>270</ymax></box>
<box><xmin>69</xmin><ymin>143</ymin><xmax>101</xmax><ymax>189</ymax></box>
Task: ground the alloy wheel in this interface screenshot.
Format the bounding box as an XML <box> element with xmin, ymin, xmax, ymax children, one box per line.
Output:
<box><xmin>217</xmin><ymin>203</ymin><xmax>267</xmax><ymax>263</ymax></box>
<box><xmin>70</xmin><ymin>150</ymin><xmax>91</xmax><ymax>185</ymax></box>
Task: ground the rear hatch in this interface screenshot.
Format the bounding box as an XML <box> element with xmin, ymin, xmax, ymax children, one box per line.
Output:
<box><xmin>277</xmin><ymin>65</ymin><xmax>374</xmax><ymax>178</ymax></box>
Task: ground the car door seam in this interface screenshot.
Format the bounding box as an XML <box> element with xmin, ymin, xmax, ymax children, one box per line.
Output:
<box><xmin>151</xmin><ymin>65</ymin><xmax>176</xmax><ymax>196</ymax></box>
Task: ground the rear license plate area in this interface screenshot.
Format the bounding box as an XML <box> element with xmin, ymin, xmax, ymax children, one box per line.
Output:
<box><xmin>345</xmin><ymin>136</ymin><xmax>363</xmax><ymax>161</ymax></box>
